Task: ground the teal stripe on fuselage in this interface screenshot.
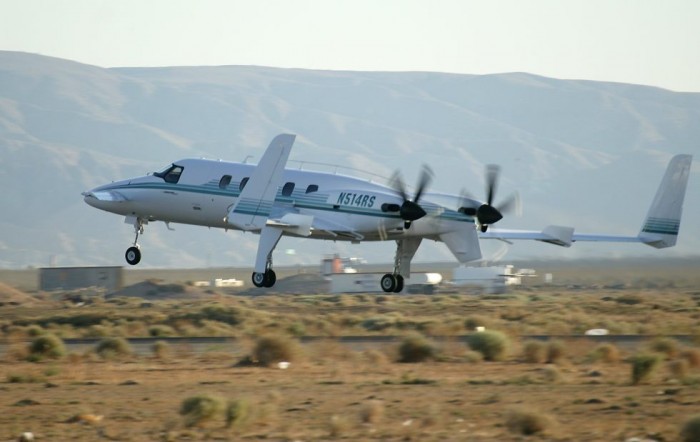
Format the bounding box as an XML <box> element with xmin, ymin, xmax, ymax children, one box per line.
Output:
<box><xmin>105</xmin><ymin>182</ymin><xmax>473</xmax><ymax>223</ymax></box>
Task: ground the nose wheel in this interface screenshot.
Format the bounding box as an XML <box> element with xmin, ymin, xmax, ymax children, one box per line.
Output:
<box><xmin>125</xmin><ymin>217</ymin><xmax>146</xmax><ymax>266</ymax></box>
<box><xmin>125</xmin><ymin>246</ymin><xmax>141</xmax><ymax>265</ymax></box>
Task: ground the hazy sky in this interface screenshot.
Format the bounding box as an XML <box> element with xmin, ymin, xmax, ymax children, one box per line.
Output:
<box><xmin>2</xmin><ymin>0</ymin><xmax>699</xmax><ymax>92</ymax></box>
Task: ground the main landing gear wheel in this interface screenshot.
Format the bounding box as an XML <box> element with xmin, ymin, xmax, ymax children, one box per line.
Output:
<box><xmin>125</xmin><ymin>246</ymin><xmax>141</xmax><ymax>266</ymax></box>
<box><xmin>381</xmin><ymin>273</ymin><xmax>404</xmax><ymax>293</ymax></box>
<box><xmin>252</xmin><ymin>269</ymin><xmax>277</xmax><ymax>288</ymax></box>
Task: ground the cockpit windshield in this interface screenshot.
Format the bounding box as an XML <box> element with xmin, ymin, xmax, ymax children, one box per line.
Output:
<box><xmin>154</xmin><ymin>164</ymin><xmax>184</xmax><ymax>184</ymax></box>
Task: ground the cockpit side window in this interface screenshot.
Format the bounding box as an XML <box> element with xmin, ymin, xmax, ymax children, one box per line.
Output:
<box><xmin>306</xmin><ymin>184</ymin><xmax>319</xmax><ymax>194</ymax></box>
<box><xmin>154</xmin><ymin>164</ymin><xmax>184</xmax><ymax>184</ymax></box>
<box><xmin>239</xmin><ymin>177</ymin><xmax>249</xmax><ymax>191</ymax></box>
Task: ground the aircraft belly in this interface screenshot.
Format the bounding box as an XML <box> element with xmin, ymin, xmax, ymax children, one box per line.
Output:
<box><xmin>125</xmin><ymin>189</ymin><xmax>227</xmax><ymax>227</ymax></box>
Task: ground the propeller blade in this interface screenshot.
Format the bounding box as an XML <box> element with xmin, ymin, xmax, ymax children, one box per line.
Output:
<box><xmin>413</xmin><ymin>165</ymin><xmax>434</xmax><ymax>204</ymax></box>
<box><xmin>390</xmin><ymin>172</ymin><xmax>409</xmax><ymax>202</ymax></box>
<box><xmin>496</xmin><ymin>192</ymin><xmax>520</xmax><ymax>216</ymax></box>
<box><xmin>389</xmin><ymin>166</ymin><xmax>433</xmax><ymax>227</ymax></box>
<box><xmin>485</xmin><ymin>164</ymin><xmax>500</xmax><ymax>206</ymax></box>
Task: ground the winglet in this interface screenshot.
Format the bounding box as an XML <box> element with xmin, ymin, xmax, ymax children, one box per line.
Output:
<box><xmin>227</xmin><ymin>134</ymin><xmax>296</xmax><ymax>230</ymax></box>
<box><xmin>638</xmin><ymin>154</ymin><xmax>692</xmax><ymax>248</ymax></box>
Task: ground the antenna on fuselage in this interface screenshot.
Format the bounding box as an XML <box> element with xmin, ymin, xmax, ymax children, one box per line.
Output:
<box><xmin>243</xmin><ymin>155</ymin><xmax>254</xmax><ymax>164</ymax></box>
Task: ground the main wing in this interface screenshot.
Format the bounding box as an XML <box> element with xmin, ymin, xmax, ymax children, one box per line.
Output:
<box><xmin>480</xmin><ymin>154</ymin><xmax>693</xmax><ymax>249</ymax></box>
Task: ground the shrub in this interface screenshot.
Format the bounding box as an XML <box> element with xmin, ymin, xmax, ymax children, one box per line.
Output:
<box><xmin>648</xmin><ymin>337</ymin><xmax>679</xmax><ymax>359</ymax></box>
<box><xmin>286</xmin><ymin>322</ymin><xmax>306</xmax><ymax>337</ymax></box>
<box><xmin>590</xmin><ymin>343</ymin><xmax>621</xmax><ymax>363</ymax></box>
<box><xmin>252</xmin><ymin>335</ymin><xmax>299</xmax><ymax>366</ymax></box>
<box><xmin>225</xmin><ymin>398</ymin><xmax>250</xmax><ymax>429</ymax></box>
<box><xmin>630</xmin><ymin>353</ymin><xmax>662</xmax><ymax>385</ymax></box>
<box><xmin>468</xmin><ymin>330</ymin><xmax>509</xmax><ymax>361</ymax></box>
<box><xmin>180</xmin><ymin>395</ymin><xmax>224</xmax><ymax>428</ymax></box>
<box><xmin>26</xmin><ymin>325</ymin><xmax>45</xmax><ymax>337</ymax></box>
<box><xmin>464</xmin><ymin>315</ymin><xmax>490</xmax><ymax>331</ymax></box>
<box><xmin>148</xmin><ymin>325</ymin><xmax>176</xmax><ymax>337</ymax></box>
<box><xmin>95</xmin><ymin>337</ymin><xmax>132</xmax><ymax>359</ymax></box>
<box><xmin>397</xmin><ymin>333</ymin><xmax>437</xmax><ymax>363</ymax></box>
<box><xmin>541</xmin><ymin>365</ymin><xmax>563</xmax><ymax>383</ymax></box>
<box><xmin>522</xmin><ymin>340</ymin><xmax>547</xmax><ymax>363</ymax></box>
<box><xmin>27</xmin><ymin>334</ymin><xmax>66</xmax><ymax>361</ymax></box>
<box><xmin>680</xmin><ymin>415</ymin><xmax>700</xmax><ymax>442</ymax></box>
<box><xmin>505</xmin><ymin>408</ymin><xmax>552</xmax><ymax>435</ymax></box>
<box><xmin>546</xmin><ymin>340</ymin><xmax>567</xmax><ymax>364</ymax></box>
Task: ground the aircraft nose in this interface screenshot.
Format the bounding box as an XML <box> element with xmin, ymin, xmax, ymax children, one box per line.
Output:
<box><xmin>82</xmin><ymin>188</ymin><xmax>128</xmax><ymax>210</ymax></box>
<box><xmin>82</xmin><ymin>190</ymin><xmax>97</xmax><ymax>207</ymax></box>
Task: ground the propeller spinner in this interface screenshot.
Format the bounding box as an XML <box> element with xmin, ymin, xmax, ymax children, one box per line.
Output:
<box><xmin>385</xmin><ymin>165</ymin><xmax>434</xmax><ymax>229</ymax></box>
<box><xmin>460</xmin><ymin>164</ymin><xmax>518</xmax><ymax>232</ymax></box>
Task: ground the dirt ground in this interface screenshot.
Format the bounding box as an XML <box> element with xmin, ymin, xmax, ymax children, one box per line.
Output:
<box><xmin>1</xmin><ymin>259</ymin><xmax>700</xmax><ymax>441</ymax></box>
<box><xmin>1</xmin><ymin>342</ymin><xmax>699</xmax><ymax>441</ymax></box>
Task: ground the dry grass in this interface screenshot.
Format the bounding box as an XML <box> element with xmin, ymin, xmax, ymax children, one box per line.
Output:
<box><xmin>2</xmin><ymin>263</ymin><xmax>700</xmax><ymax>441</ymax></box>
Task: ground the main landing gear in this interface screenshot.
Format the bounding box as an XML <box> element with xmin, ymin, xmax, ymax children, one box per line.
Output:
<box><xmin>250</xmin><ymin>226</ymin><xmax>283</xmax><ymax>289</ymax></box>
<box><xmin>380</xmin><ymin>238</ymin><xmax>422</xmax><ymax>293</ymax></box>
<box><xmin>125</xmin><ymin>217</ymin><xmax>145</xmax><ymax>266</ymax></box>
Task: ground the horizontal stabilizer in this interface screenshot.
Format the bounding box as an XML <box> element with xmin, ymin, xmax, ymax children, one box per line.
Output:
<box><xmin>541</xmin><ymin>225</ymin><xmax>574</xmax><ymax>247</ymax></box>
<box><xmin>481</xmin><ymin>225</ymin><xmax>573</xmax><ymax>247</ymax></box>
<box><xmin>480</xmin><ymin>154</ymin><xmax>692</xmax><ymax>249</ymax></box>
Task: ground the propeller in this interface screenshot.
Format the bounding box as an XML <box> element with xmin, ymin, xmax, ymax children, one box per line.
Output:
<box><xmin>386</xmin><ymin>165</ymin><xmax>434</xmax><ymax>229</ymax></box>
<box><xmin>459</xmin><ymin>164</ymin><xmax>519</xmax><ymax>232</ymax></box>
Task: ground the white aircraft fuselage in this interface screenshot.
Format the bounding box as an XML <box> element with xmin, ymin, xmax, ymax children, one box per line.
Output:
<box><xmin>84</xmin><ymin>159</ymin><xmax>470</xmax><ymax>241</ymax></box>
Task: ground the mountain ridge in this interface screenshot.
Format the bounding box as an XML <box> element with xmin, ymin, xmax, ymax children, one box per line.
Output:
<box><xmin>0</xmin><ymin>51</ymin><xmax>697</xmax><ymax>268</ymax></box>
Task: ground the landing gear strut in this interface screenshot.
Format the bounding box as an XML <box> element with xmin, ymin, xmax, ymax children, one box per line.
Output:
<box><xmin>125</xmin><ymin>217</ymin><xmax>145</xmax><ymax>266</ymax></box>
<box><xmin>380</xmin><ymin>238</ymin><xmax>422</xmax><ymax>293</ymax></box>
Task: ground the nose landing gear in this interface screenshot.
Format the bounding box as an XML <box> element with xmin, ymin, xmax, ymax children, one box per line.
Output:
<box><xmin>125</xmin><ymin>217</ymin><xmax>146</xmax><ymax>266</ymax></box>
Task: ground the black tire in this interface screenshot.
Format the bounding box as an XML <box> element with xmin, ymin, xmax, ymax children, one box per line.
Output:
<box><xmin>264</xmin><ymin>269</ymin><xmax>276</xmax><ymax>288</ymax></box>
<box><xmin>252</xmin><ymin>272</ymin><xmax>266</xmax><ymax>288</ymax></box>
<box><xmin>125</xmin><ymin>246</ymin><xmax>141</xmax><ymax>265</ymax></box>
<box><xmin>393</xmin><ymin>274</ymin><xmax>404</xmax><ymax>293</ymax></box>
<box><xmin>380</xmin><ymin>273</ymin><xmax>396</xmax><ymax>293</ymax></box>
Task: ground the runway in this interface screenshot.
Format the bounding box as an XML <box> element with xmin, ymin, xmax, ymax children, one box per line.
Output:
<box><xmin>2</xmin><ymin>334</ymin><xmax>694</xmax><ymax>357</ymax></box>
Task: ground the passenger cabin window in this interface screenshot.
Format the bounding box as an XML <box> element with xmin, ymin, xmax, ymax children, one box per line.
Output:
<box><xmin>219</xmin><ymin>175</ymin><xmax>232</xmax><ymax>189</ymax></box>
<box><xmin>306</xmin><ymin>184</ymin><xmax>319</xmax><ymax>194</ymax></box>
<box><xmin>239</xmin><ymin>177</ymin><xmax>249</xmax><ymax>191</ymax></box>
<box><xmin>282</xmin><ymin>182</ymin><xmax>295</xmax><ymax>197</ymax></box>
<box><xmin>154</xmin><ymin>164</ymin><xmax>184</xmax><ymax>184</ymax></box>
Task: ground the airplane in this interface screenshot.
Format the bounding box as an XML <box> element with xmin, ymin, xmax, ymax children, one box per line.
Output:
<box><xmin>83</xmin><ymin>134</ymin><xmax>692</xmax><ymax>292</ymax></box>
